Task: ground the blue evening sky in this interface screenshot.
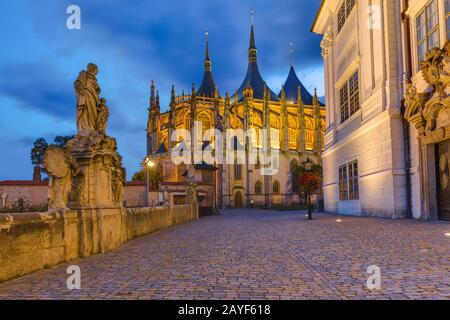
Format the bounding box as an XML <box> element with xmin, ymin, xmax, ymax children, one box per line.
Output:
<box><xmin>0</xmin><ymin>0</ymin><xmax>323</xmax><ymax>180</ymax></box>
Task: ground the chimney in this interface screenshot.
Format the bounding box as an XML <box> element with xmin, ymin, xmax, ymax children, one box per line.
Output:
<box><xmin>33</xmin><ymin>166</ymin><xmax>42</xmax><ymax>182</ymax></box>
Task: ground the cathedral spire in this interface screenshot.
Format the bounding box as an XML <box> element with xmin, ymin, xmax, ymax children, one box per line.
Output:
<box><xmin>248</xmin><ymin>9</ymin><xmax>257</xmax><ymax>63</ymax></box>
<box><xmin>197</xmin><ymin>31</ymin><xmax>219</xmax><ymax>97</ymax></box>
<box><xmin>204</xmin><ymin>30</ymin><xmax>211</xmax><ymax>72</ymax></box>
<box><xmin>150</xmin><ymin>80</ymin><xmax>156</xmax><ymax>110</ymax></box>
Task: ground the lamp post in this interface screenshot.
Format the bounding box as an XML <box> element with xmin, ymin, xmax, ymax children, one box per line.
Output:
<box><xmin>304</xmin><ymin>157</ymin><xmax>313</xmax><ymax>220</ymax></box>
<box><xmin>145</xmin><ymin>157</ymin><xmax>155</xmax><ymax>207</ymax></box>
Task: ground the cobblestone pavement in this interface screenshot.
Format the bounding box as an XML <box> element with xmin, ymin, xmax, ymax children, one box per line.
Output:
<box><xmin>0</xmin><ymin>209</ymin><xmax>449</xmax><ymax>300</ymax></box>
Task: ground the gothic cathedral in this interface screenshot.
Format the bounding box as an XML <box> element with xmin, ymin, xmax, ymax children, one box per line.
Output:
<box><xmin>146</xmin><ymin>18</ymin><xmax>325</xmax><ymax>209</ymax></box>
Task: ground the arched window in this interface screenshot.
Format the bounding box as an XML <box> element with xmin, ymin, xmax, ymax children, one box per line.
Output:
<box><xmin>255</xmin><ymin>181</ymin><xmax>262</xmax><ymax>195</ymax></box>
<box><xmin>234</xmin><ymin>164</ymin><xmax>242</xmax><ymax>180</ymax></box>
<box><xmin>273</xmin><ymin>181</ymin><xmax>280</xmax><ymax>194</ymax></box>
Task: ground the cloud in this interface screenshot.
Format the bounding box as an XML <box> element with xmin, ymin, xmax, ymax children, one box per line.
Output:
<box><xmin>0</xmin><ymin>63</ymin><xmax>75</xmax><ymax>119</ymax></box>
<box><xmin>0</xmin><ymin>0</ymin><xmax>324</xmax><ymax>180</ymax></box>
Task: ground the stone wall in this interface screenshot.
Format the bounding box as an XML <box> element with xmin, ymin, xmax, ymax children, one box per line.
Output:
<box><xmin>0</xmin><ymin>205</ymin><xmax>198</xmax><ymax>283</ymax></box>
<box><xmin>0</xmin><ymin>183</ymin><xmax>48</xmax><ymax>208</ymax></box>
<box><xmin>0</xmin><ymin>181</ymin><xmax>157</xmax><ymax>209</ymax></box>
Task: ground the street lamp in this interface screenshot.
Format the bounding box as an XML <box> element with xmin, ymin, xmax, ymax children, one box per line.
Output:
<box><xmin>145</xmin><ymin>157</ymin><xmax>155</xmax><ymax>207</ymax></box>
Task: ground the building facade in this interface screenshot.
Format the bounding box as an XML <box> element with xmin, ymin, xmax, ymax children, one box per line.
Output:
<box><xmin>147</xmin><ymin>20</ymin><xmax>326</xmax><ymax>209</ymax></box>
<box><xmin>312</xmin><ymin>0</ymin><xmax>450</xmax><ymax>220</ymax></box>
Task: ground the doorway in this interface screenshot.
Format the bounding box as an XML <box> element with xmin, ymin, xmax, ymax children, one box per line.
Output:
<box><xmin>437</xmin><ymin>139</ymin><xmax>450</xmax><ymax>221</ymax></box>
<box><xmin>234</xmin><ymin>191</ymin><xmax>243</xmax><ymax>208</ymax></box>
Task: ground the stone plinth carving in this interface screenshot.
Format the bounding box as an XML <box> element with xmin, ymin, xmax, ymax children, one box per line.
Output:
<box><xmin>44</xmin><ymin>64</ymin><xmax>124</xmax><ymax>210</ymax></box>
<box><xmin>405</xmin><ymin>41</ymin><xmax>450</xmax><ymax>138</ymax></box>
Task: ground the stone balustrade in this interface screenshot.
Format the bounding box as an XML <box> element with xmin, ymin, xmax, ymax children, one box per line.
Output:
<box><xmin>0</xmin><ymin>205</ymin><xmax>198</xmax><ymax>283</ymax></box>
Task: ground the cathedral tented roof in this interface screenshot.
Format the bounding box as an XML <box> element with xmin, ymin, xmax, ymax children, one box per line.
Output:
<box><xmin>197</xmin><ymin>69</ymin><xmax>217</xmax><ymax>97</ymax></box>
<box><xmin>235</xmin><ymin>22</ymin><xmax>280</xmax><ymax>102</ymax></box>
<box><xmin>279</xmin><ymin>66</ymin><xmax>323</xmax><ymax>105</ymax></box>
<box><xmin>236</xmin><ymin>61</ymin><xmax>280</xmax><ymax>102</ymax></box>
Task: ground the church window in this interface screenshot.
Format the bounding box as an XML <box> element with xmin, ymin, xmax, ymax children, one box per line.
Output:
<box><xmin>273</xmin><ymin>181</ymin><xmax>280</xmax><ymax>194</ymax></box>
<box><xmin>255</xmin><ymin>181</ymin><xmax>262</xmax><ymax>195</ymax></box>
<box><xmin>270</xmin><ymin>128</ymin><xmax>280</xmax><ymax>149</ymax></box>
<box><xmin>234</xmin><ymin>164</ymin><xmax>242</xmax><ymax>180</ymax></box>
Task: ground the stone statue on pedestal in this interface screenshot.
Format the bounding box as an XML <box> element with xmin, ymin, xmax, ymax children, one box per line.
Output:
<box><xmin>44</xmin><ymin>63</ymin><xmax>124</xmax><ymax>210</ymax></box>
<box><xmin>75</xmin><ymin>63</ymin><xmax>100</xmax><ymax>133</ymax></box>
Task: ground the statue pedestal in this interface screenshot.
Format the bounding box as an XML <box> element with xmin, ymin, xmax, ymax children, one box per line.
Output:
<box><xmin>65</xmin><ymin>131</ymin><xmax>125</xmax><ymax>254</ymax></box>
<box><xmin>67</xmin><ymin>131</ymin><xmax>124</xmax><ymax>209</ymax></box>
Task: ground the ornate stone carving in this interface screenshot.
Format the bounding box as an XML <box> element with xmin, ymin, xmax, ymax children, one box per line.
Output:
<box><xmin>404</xmin><ymin>41</ymin><xmax>450</xmax><ymax>138</ymax></box>
<box><xmin>320</xmin><ymin>26</ymin><xmax>334</xmax><ymax>58</ymax></box>
<box><xmin>44</xmin><ymin>146</ymin><xmax>80</xmax><ymax>211</ymax></box>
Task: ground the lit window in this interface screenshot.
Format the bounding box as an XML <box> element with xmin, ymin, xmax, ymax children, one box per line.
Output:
<box><xmin>273</xmin><ymin>181</ymin><xmax>280</xmax><ymax>194</ymax></box>
<box><xmin>339</xmin><ymin>160</ymin><xmax>359</xmax><ymax>201</ymax></box>
<box><xmin>416</xmin><ymin>0</ymin><xmax>439</xmax><ymax>65</ymax></box>
<box><xmin>270</xmin><ymin>128</ymin><xmax>280</xmax><ymax>149</ymax></box>
<box><xmin>288</xmin><ymin>129</ymin><xmax>296</xmax><ymax>149</ymax></box>
<box><xmin>339</xmin><ymin>71</ymin><xmax>359</xmax><ymax>124</ymax></box>
<box><xmin>348</xmin><ymin>161</ymin><xmax>359</xmax><ymax>200</ymax></box>
<box><xmin>255</xmin><ymin>181</ymin><xmax>262</xmax><ymax>195</ymax></box>
<box><xmin>337</xmin><ymin>0</ymin><xmax>356</xmax><ymax>34</ymax></box>
<box><xmin>339</xmin><ymin>165</ymin><xmax>348</xmax><ymax>201</ymax></box>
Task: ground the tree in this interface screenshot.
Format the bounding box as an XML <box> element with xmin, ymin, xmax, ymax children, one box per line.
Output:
<box><xmin>132</xmin><ymin>167</ymin><xmax>161</xmax><ymax>190</ymax></box>
<box><xmin>132</xmin><ymin>170</ymin><xmax>146</xmax><ymax>181</ymax></box>
<box><xmin>53</xmin><ymin>135</ymin><xmax>74</xmax><ymax>147</ymax></box>
<box><xmin>31</xmin><ymin>136</ymin><xmax>75</xmax><ymax>173</ymax></box>
<box><xmin>30</xmin><ymin>138</ymin><xmax>48</xmax><ymax>170</ymax></box>
<box><xmin>292</xmin><ymin>161</ymin><xmax>323</xmax><ymax>219</ymax></box>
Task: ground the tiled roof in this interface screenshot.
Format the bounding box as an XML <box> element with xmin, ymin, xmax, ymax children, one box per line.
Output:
<box><xmin>0</xmin><ymin>180</ymin><xmax>48</xmax><ymax>186</ymax></box>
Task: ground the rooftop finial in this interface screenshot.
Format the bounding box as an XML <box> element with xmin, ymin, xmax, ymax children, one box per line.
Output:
<box><xmin>248</xmin><ymin>9</ymin><xmax>257</xmax><ymax>61</ymax></box>
<box><xmin>204</xmin><ymin>29</ymin><xmax>211</xmax><ymax>71</ymax></box>
<box><xmin>251</xmin><ymin>8</ymin><xmax>254</xmax><ymax>26</ymax></box>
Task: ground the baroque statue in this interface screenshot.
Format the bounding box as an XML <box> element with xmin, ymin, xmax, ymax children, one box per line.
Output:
<box><xmin>97</xmin><ymin>98</ymin><xmax>110</xmax><ymax>135</ymax></box>
<box><xmin>43</xmin><ymin>63</ymin><xmax>124</xmax><ymax>210</ymax></box>
<box><xmin>75</xmin><ymin>63</ymin><xmax>101</xmax><ymax>132</ymax></box>
<box><xmin>44</xmin><ymin>146</ymin><xmax>80</xmax><ymax>211</ymax></box>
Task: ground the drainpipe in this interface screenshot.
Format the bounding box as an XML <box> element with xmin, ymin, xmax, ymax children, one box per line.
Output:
<box><xmin>401</xmin><ymin>0</ymin><xmax>413</xmax><ymax>218</ymax></box>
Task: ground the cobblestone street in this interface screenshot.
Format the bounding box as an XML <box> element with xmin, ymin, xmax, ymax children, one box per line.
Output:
<box><xmin>0</xmin><ymin>209</ymin><xmax>449</xmax><ymax>300</ymax></box>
